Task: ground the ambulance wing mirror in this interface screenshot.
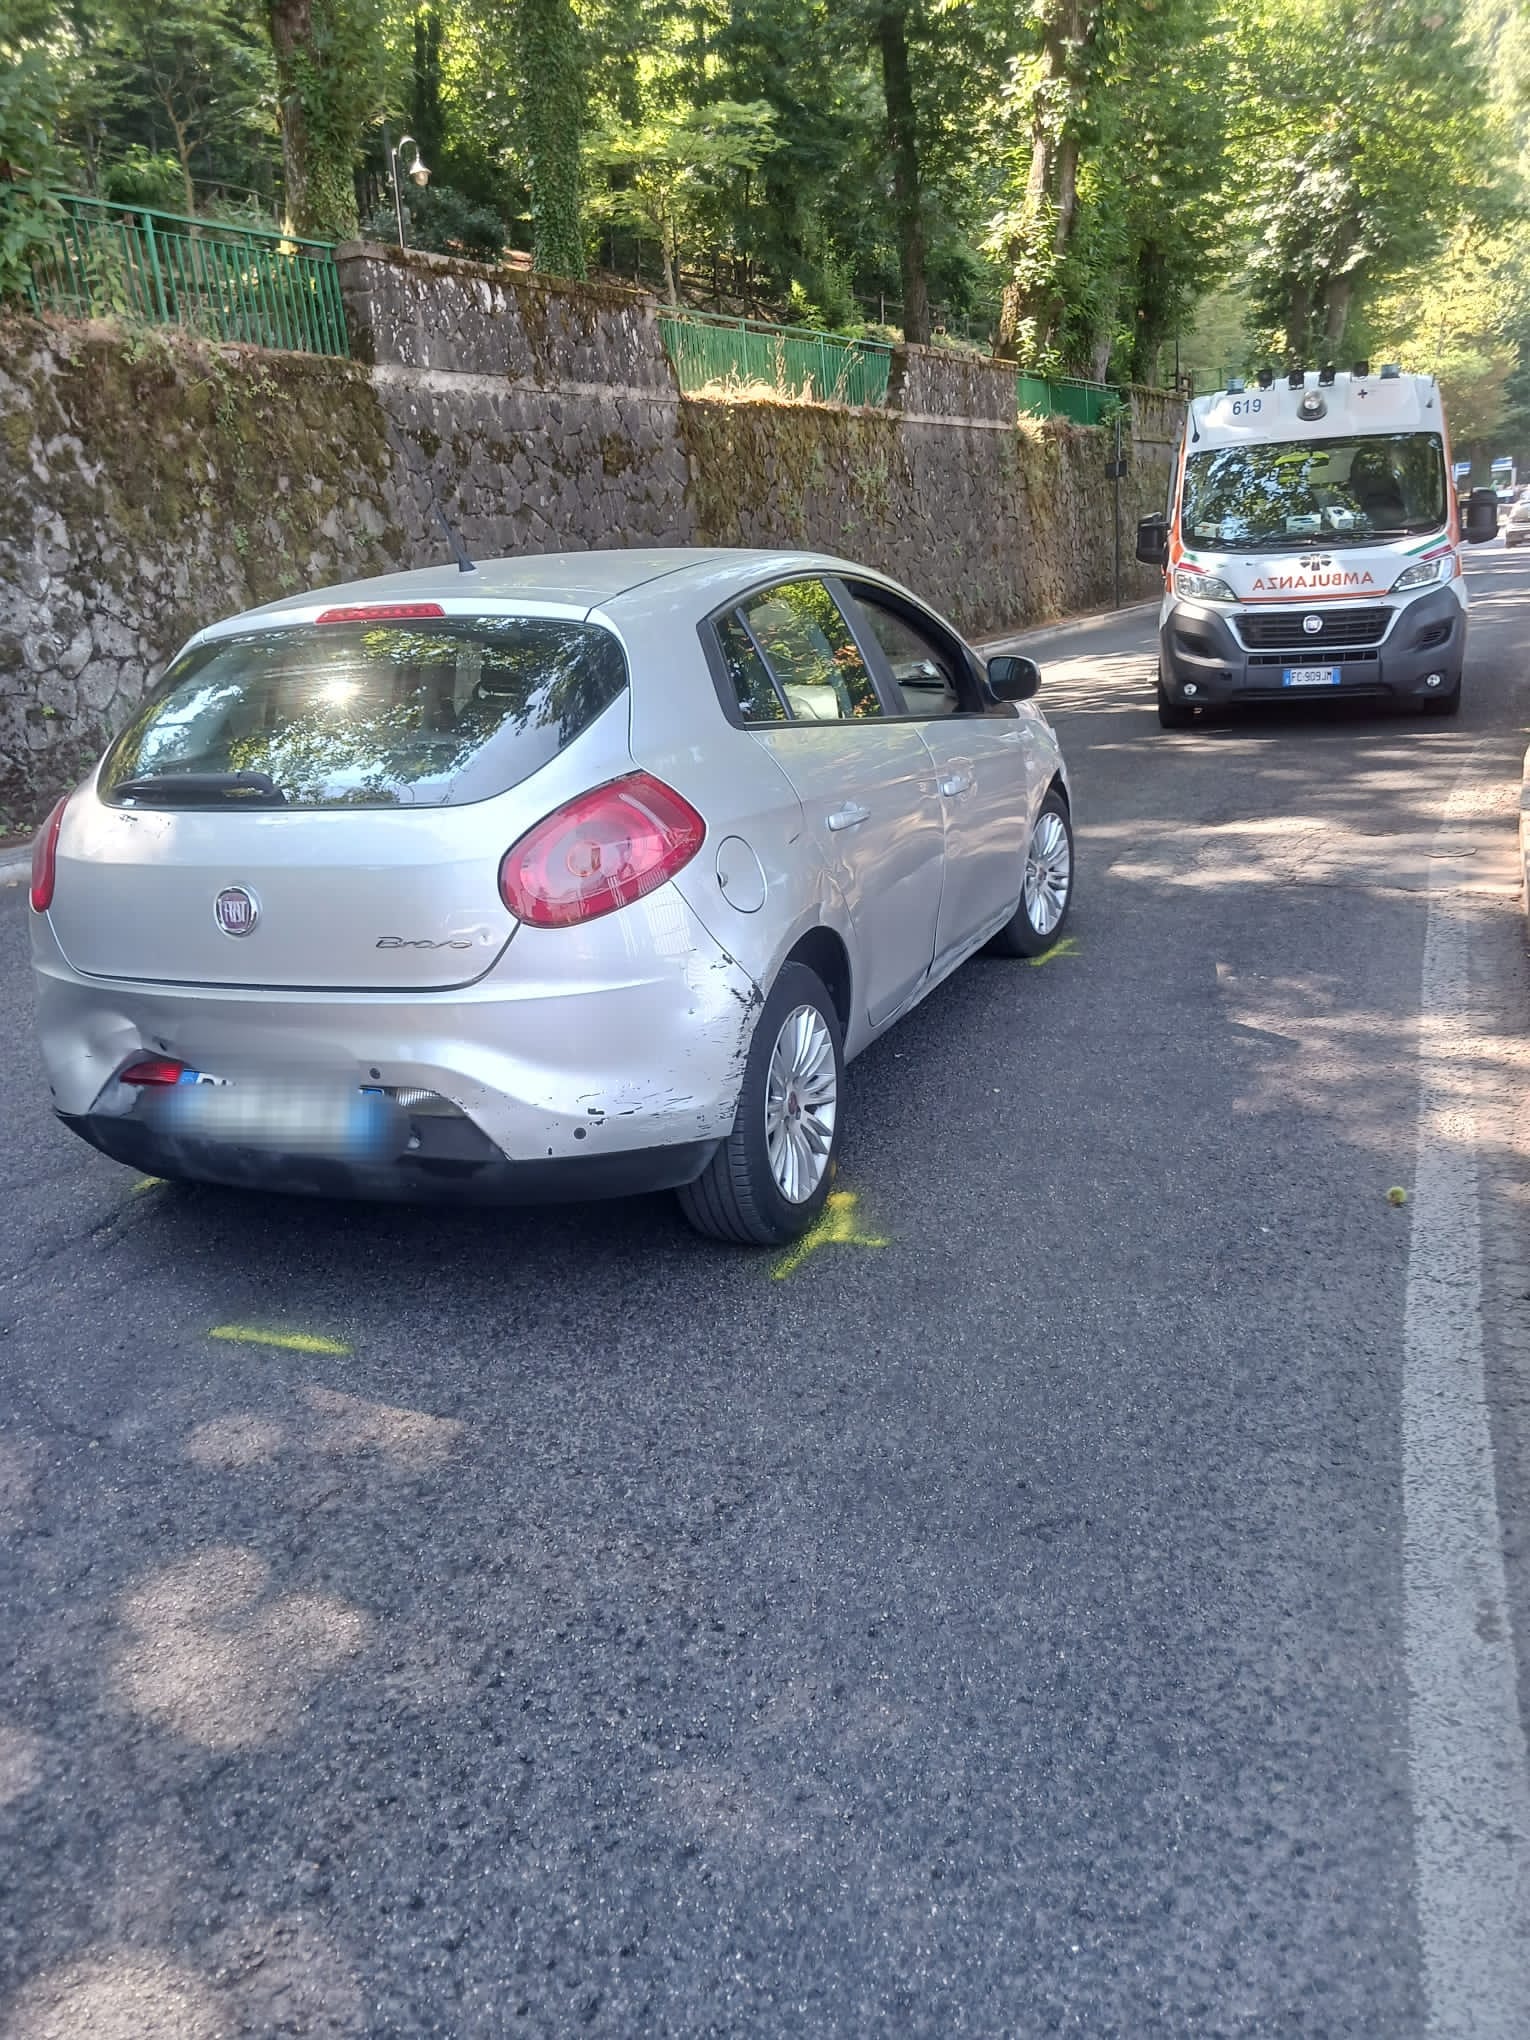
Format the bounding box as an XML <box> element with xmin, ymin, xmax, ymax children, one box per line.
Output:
<box><xmin>1463</xmin><ymin>488</ymin><xmax>1498</xmax><ymax>545</ymax></box>
<box><xmin>1135</xmin><ymin>515</ymin><xmax>1169</xmax><ymax>567</ymax></box>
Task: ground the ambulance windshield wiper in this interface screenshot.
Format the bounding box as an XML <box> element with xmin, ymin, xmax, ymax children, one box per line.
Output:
<box><xmin>1255</xmin><ymin>531</ymin><xmax>1375</xmax><ymax>549</ymax></box>
<box><xmin>114</xmin><ymin>771</ymin><xmax>287</xmax><ymax>806</ymax></box>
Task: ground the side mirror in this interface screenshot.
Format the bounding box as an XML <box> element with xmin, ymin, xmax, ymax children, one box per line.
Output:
<box><xmin>987</xmin><ymin>654</ymin><xmax>1041</xmax><ymax>703</ymax></box>
<box><xmin>1135</xmin><ymin>515</ymin><xmax>1169</xmax><ymax>567</ymax></box>
<box><xmin>1464</xmin><ymin>487</ymin><xmax>1499</xmax><ymax>544</ymax></box>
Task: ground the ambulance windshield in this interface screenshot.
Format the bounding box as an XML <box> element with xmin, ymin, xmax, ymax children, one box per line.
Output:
<box><xmin>1182</xmin><ymin>433</ymin><xmax>1447</xmax><ymax>548</ymax></box>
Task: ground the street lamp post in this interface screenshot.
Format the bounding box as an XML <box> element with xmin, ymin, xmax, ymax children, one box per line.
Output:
<box><xmin>388</xmin><ymin>132</ymin><xmax>430</xmax><ymax>250</ymax></box>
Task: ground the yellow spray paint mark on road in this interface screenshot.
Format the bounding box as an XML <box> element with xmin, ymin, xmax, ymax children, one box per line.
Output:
<box><xmin>772</xmin><ymin>1189</ymin><xmax>889</xmax><ymax>1282</ymax></box>
<box><xmin>1028</xmin><ymin>936</ymin><xmax>1080</xmax><ymax>968</ymax></box>
<box><xmin>131</xmin><ymin>1176</ymin><xmax>163</xmax><ymax>1194</ymax></box>
<box><xmin>209</xmin><ymin>1325</ymin><xmax>352</xmax><ymax>1357</ymax></box>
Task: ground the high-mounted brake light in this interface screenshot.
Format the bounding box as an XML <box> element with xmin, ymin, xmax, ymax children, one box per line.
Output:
<box><xmin>120</xmin><ymin>1058</ymin><xmax>187</xmax><ymax>1086</ymax></box>
<box><xmin>314</xmin><ymin>602</ymin><xmax>447</xmax><ymax>625</ymax></box>
<box><xmin>499</xmin><ymin>773</ymin><xmax>706</xmax><ymax>929</ymax></box>
<box><xmin>29</xmin><ymin>795</ymin><xmax>67</xmax><ymax>913</ymax></box>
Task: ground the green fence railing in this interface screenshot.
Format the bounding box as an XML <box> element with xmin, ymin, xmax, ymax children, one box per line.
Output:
<box><xmin>28</xmin><ymin>194</ymin><xmax>349</xmax><ymax>357</ymax></box>
<box><xmin>1016</xmin><ymin>373</ymin><xmax>1122</xmax><ymax>426</ymax></box>
<box><xmin>659</xmin><ymin>309</ymin><xmax>893</xmax><ymax>407</ymax></box>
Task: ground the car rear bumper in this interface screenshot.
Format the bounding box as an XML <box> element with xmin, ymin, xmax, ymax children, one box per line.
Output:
<box><xmin>1160</xmin><ymin>587</ymin><xmax>1464</xmax><ymax>705</ymax></box>
<box><xmin>32</xmin><ymin>883</ymin><xmax>760</xmax><ymax>1199</ymax></box>
<box><xmin>57</xmin><ymin>1104</ymin><xmax>718</xmax><ymax>1203</ymax></box>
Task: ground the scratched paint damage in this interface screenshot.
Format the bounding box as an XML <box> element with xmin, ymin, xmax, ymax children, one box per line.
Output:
<box><xmin>490</xmin><ymin>925</ymin><xmax>763</xmax><ymax>1157</ymax></box>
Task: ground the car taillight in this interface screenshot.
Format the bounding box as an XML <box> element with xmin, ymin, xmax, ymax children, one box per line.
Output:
<box><xmin>499</xmin><ymin>772</ymin><xmax>705</xmax><ymax>928</ymax></box>
<box><xmin>120</xmin><ymin>1058</ymin><xmax>187</xmax><ymax>1086</ymax></box>
<box><xmin>29</xmin><ymin>796</ymin><xmax>68</xmax><ymax>913</ymax></box>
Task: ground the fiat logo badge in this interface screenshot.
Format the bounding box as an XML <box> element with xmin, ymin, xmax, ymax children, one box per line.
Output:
<box><xmin>1302</xmin><ymin>614</ymin><xmax>1324</xmax><ymax>635</ymax></box>
<box><xmin>214</xmin><ymin>887</ymin><xmax>259</xmax><ymax>937</ymax></box>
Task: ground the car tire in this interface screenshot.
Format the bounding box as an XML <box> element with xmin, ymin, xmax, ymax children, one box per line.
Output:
<box><xmin>1420</xmin><ymin>681</ymin><xmax>1462</xmax><ymax>717</ymax></box>
<box><xmin>677</xmin><ymin>961</ymin><xmax>845</xmax><ymax>1247</ymax></box>
<box><xmin>1157</xmin><ymin>684</ymin><xmax>1196</xmax><ymax>730</ymax></box>
<box><xmin>987</xmin><ymin>790</ymin><xmax>1075</xmax><ymax>959</ymax></box>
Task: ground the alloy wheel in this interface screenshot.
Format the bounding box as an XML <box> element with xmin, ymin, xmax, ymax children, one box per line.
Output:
<box><xmin>764</xmin><ymin>1004</ymin><xmax>838</xmax><ymax>1203</ymax></box>
<box><xmin>1024</xmin><ymin>809</ymin><xmax>1072</xmax><ymax>936</ymax></box>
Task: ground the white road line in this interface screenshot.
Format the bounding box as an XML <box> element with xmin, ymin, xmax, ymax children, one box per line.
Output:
<box><xmin>1404</xmin><ymin>755</ymin><xmax>1530</xmax><ymax>2036</ymax></box>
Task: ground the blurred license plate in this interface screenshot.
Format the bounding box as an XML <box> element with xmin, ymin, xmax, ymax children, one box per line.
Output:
<box><xmin>163</xmin><ymin>1079</ymin><xmax>395</xmax><ymax>1158</ymax></box>
<box><xmin>1282</xmin><ymin>666</ymin><xmax>1341</xmax><ymax>687</ymax></box>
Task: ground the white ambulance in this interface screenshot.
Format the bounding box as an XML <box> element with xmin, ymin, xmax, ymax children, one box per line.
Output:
<box><xmin>1136</xmin><ymin>366</ymin><xmax>1500</xmax><ymax>728</ymax></box>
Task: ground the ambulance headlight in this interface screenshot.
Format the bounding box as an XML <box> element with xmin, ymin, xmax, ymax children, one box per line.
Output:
<box><xmin>1173</xmin><ymin>567</ymin><xmax>1237</xmax><ymax>603</ymax></box>
<box><xmin>1392</xmin><ymin>555</ymin><xmax>1450</xmax><ymax>593</ymax></box>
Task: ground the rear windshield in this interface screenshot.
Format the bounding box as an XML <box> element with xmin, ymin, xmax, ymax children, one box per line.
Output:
<box><xmin>99</xmin><ymin>617</ymin><xmax>628</xmax><ymax>810</ymax></box>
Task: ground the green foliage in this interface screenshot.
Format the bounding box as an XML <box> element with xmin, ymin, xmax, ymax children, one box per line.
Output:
<box><xmin>14</xmin><ymin>0</ymin><xmax>1524</xmax><ymax>416</ymax></box>
<box><xmin>89</xmin><ymin>0</ymin><xmax>272</xmax><ymax>219</ymax></box>
<box><xmin>1233</xmin><ymin>0</ymin><xmax>1499</xmax><ymax>358</ymax></box>
<box><xmin>987</xmin><ymin>0</ymin><xmax>1231</xmax><ymax>379</ymax></box>
<box><xmin>101</xmin><ymin>148</ymin><xmax>187</xmax><ymax>210</ymax></box>
<box><xmin>587</xmin><ymin>98</ymin><xmax>780</xmax><ymax>302</ymax></box>
<box><xmin>0</xmin><ymin>30</ymin><xmax>68</xmax><ymax>302</ymax></box>
<box><xmin>364</xmin><ymin>179</ymin><xmax>505</xmax><ymax>259</ymax></box>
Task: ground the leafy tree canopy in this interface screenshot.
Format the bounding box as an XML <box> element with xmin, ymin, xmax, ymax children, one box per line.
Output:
<box><xmin>5</xmin><ymin>0</ymin><xmax>1521</xmax><ymax>426</ymax></box>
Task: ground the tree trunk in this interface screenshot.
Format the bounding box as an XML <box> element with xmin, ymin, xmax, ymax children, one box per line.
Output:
<box><xmin>264</xmin><ymin>0</ymin><xmax>367</xmax><ymax>238</ymax></box>
<box><xmin>266</xmin><ymin>0</ymin><xmax>314</xmax><ymax>233</ymax></box>
<box><xmin>160</xmin><ymin>97</ymin><xmax>197</xmax><ymax>220</ymax></box>
<box><xmin>1284</xmin><ymin>279</ymin><xmax>1311</xmax><ymax>363</ymax></box>
<box><xmin>1053</xmin><ymin>134</ymin><xmax>1079</xmax><ymax>253</ymax></box>
<box><xmin>877</xmin><ymin>1</ymin><xmax>929</xmax><ymax>347</ymax></box>
<box><xmin>994</xmin><ymin>0</ymin><xmax>1094</xmax><ymax>361</ymax></box>
<box><xmin>410</xmin><ymin>6</ymin><xmax>447</xmax><ymax>168</ymax></box>
<box><xmin>517</xmin><ymin>0</ymin><xmax>586</xmax><ymax>278</ymax></box>
<box><xmin>1323</xmin><ymin>272</ymin><xmax>1355</xmax><ymax>353</ymax></box>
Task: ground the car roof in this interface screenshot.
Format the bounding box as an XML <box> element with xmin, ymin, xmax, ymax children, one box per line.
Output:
<box><xmin>218</xmin><ymin>548</ymin><xmax>913</xmax><ymax>635</ymax></box>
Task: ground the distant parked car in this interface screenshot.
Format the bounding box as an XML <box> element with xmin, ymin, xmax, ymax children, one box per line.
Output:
<box><xmin>29</xmin><ymin>550</ymin><xmax>1074</xmax><ymax>1244</ymax></box>
<box><xmin>1505</xmin><ymin>498</ymin><xmax>1530</xmax><ymax>547</ymax></box>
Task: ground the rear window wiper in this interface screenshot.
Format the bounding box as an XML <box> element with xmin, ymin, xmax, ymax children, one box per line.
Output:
<box><xmin>113</xmin><ymin>771</ymin><xmax>287</xmax><ymax>806</ymax></box>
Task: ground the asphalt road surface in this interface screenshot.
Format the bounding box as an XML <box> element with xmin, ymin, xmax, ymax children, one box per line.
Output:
<box><xmin>2</xmin><ymin>549</ymin><xmax>1529</xmax><ymax>2039</ymax></box>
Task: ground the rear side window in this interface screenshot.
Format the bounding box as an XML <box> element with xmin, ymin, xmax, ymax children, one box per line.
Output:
<box><xmin>716</xmin><ymin>612</ymin><xmax>786</xmax><ymax>723</ymax></box>
<box><xmin>99</xmin><ymin>618</ymin><xmax>627</xmax><ymax>810</ymax></box>
<box><xmin>740</xmin><ymin>581</ymin><xmax>883</xmax><ymax>722</ymax></box>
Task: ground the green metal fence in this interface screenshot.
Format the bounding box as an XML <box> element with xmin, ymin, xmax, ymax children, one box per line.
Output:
<box><xmin>1016</xmin><ymin>373</ymin><xmax>1122</xmax><ymax>426</ymax></box>
<box><xmin>659</xmin><ymin>309</ymin><xmax>893</xmax><ymax>408</ymax></box>
<box><xmin>28</xmin><ymin>194</ymin><xmax>349</xmax><ymax>357</ymax></box>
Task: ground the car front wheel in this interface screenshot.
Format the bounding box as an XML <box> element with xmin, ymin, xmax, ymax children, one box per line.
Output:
<box><xmin>987</xmin><ymin>790</ymin><xmax>1075</xmax><ymax>958</ymax></box>
<box><xmin>1419</xmin><ymin>680</ymin><xmax>1462</xmax><ymax>717</ymax></box>
<box><xmin>1157</xmin><ymin>683</ymin><xmax>1197</xmax><ymax>729</ymax></box>
<box><xmin>677</xmin><ymin>961</ymin><xmax>844</xmax><ymax>1246</ymax></box>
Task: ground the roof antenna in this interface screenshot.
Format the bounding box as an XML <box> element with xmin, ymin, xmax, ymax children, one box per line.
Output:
<box><xmin>431</xmin><ymin>494</ymin><xmax>477</xmax><ymax>574</ymax></box>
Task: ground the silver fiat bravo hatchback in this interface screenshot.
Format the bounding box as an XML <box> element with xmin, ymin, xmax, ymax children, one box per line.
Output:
<box><xmin>30</xmin><ymin>549</ymin><xmax>1074</xmax><ymax>1244</ymax></box>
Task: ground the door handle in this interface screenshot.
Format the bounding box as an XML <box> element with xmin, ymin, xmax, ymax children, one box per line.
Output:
<box><xmin>939</xmin><ymin>773</ymin><xmax>973</xmax><ymax>797</ymax></box>
<box><xmin>826</xmin><ymin>802</ymin><xmax>871</xmax><ymax>832</ymax></box>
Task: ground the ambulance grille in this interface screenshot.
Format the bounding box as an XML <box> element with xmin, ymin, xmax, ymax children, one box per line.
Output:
<box><xmin>1236</xmin><ymin>607</ymin><xmax>1391</xmax><ymax>649</ymax></box>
